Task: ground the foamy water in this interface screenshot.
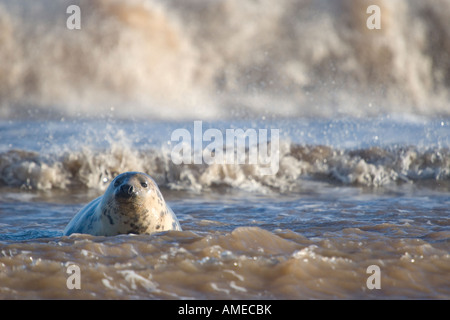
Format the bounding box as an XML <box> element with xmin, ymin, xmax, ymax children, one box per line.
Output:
<box><xmin>0</xmin><ymin>119</ymin><xmax>449</xmax><ymax>299</ymax></box>
<box><xmin>0</xmin><ymin>0</ymin><xmax>449</xmax><ymax>300</ymax></box>
<box><xmin>0</xmin><ymin>0</ymin><xmax>450</xmax><ymax>119</ymax></box>
<box><xmin>1</xmin><ymin>119</ymin><xmax>449</xmax><ymax>192</ymax></box>
<box><xmin>1</xmin><ymin>190</ymin><xmax>449</xmax><ymax>299</ymax></box>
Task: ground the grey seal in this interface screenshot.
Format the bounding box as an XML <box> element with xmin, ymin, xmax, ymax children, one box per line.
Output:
<box><xmin>64</xmin><ymin>172</ymin><xmax>181</xmax><ymax>236</ymax></box>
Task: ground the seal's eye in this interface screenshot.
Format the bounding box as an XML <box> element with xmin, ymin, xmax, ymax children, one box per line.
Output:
<box><xmin>141</xmin><ymin>182</ymin><xmax>148</xmax><ymax>188</ymax></box>
<box><xmin>114</xmin><ymin>179</ymin><xmax>121</xmax><ymax>187</ymax></box>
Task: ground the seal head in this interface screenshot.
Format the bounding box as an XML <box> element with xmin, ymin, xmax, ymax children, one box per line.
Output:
<box><xmin>64</xmin><ymin>172</ymin><xmax>182</xmax><ymax>236</ymax></box>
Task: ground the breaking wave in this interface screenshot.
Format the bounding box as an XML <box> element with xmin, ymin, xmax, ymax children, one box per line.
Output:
<box><xmin>0</xmin><ymin>0</ymin><xmax>450</xmax><ymax>119</ymax></box>
<box><xmin>1</xmin><ymin>141</ymin><xmax>449</xmax><ymax>193</ymax></box>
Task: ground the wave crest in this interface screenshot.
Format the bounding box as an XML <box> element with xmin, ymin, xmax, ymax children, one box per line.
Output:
<box><xmin>1</xmin><ymin>142</ymin><xmax>448</xmax><ymax>192</ymax></box>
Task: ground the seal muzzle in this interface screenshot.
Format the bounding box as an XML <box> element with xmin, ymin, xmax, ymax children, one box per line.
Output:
<box><xmin>116</xmin><ymin>183</ymin><xmax>136</xmax><ymax>198</ymax></box>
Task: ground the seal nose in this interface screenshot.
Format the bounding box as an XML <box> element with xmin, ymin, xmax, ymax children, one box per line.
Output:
<box><xmin>119</xmin><ymin>183</ymin><xmax>135</xmax><ymax>197</ymax></box>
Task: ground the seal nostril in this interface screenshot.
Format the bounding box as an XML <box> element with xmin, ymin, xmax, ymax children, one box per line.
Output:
<box><xmin>120</xmin><ymin>184</ymin><xmax>134</xmax><ymax>196</ymax></box>
<box><xmin>127</xmin><ymin>185</ymin><xmax>134</xmax><ymax>194</ymax></box>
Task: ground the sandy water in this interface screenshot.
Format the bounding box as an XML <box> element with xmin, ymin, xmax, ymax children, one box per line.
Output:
<box><xmin>0</xmin><ymin>119</ymin><xmax>449</xmax><ymax>299</ymax></box>
<box><xmin>0</xmin><ymin>187</ymin><xmax>449</xmax><ymax>299</ymax></box>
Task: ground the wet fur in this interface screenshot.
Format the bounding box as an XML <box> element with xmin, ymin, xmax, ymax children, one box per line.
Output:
<box><xmin>64</xmin><ymin>172</ymin><xmax>182</xmax><ymax>236</ymax></box>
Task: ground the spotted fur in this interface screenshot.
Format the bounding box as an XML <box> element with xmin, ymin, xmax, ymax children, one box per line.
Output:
<box><xmin>63</xmin><ymin>172</ymin><xmax>182</xmax><ymax>236</ymax></box>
